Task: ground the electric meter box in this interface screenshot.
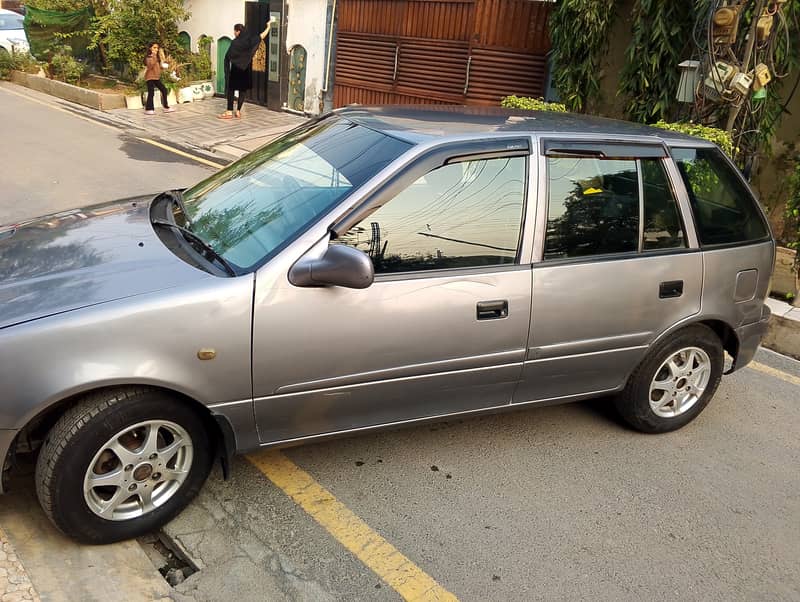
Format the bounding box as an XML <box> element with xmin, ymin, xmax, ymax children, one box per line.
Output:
<box><xmin>731</xmin><ymin>72</ymin><xmax>753</xmax><ymax>95</ymax></box>
<box><xmin>754</xmin><ymin>63</ymin><xmax>772</xmax><ymax>90</ymax></box>
<box><xmin>704</xmin><ymin>61</ymin><xmax>738</xmax><ymax>95</ymax></box>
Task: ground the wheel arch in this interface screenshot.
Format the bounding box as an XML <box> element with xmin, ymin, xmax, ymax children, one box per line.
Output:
<box><xmin>620</xmin><ymin>316</ymin><xmax>739</xmax><ymax>388</ymax></box>
<box><xmin>7</xmin><ymin>384</ymin><xmax>236</xmax><ymax>478</ymax></box>
<box><xmin>697</xmin><ymin>318</ymin><xmax>739</xmax><ymax>365</ymax></box>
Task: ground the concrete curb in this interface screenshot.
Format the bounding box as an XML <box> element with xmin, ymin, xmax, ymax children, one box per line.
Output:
<box><xmin>764</xmin><ymin>298</ymin><xmax>800</xmax><ymax>360</ymax></box>
<box><xmin>10</xmin><ymin>71</ymin><xmax>126</xmax><ymax>110</ymax></box>
<box><xmin>0</xmin><ymin>478</ymin><xmax>181</xmax><ymax>602</ymax></box>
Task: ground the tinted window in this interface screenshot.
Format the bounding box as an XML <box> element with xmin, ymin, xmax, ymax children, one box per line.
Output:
<box><xmin>183</xmin><ymin>117</ymin><xmax>411</xmax><ymax>270</ymax></box>
<box><xmin>545</xmin><ymin>158</ymin><xmax>639</xmax><ymax>259</ymax></box>
<box><xmin>672</xmin><ymin>147</ymin><xmax>768</xmax><ymax>246</ymax></box>
<box><xmin>337</xmin><ymin>156</ymin><xmax>526</xmax><ymax>273</ymax></box>
<box><xmin>642</xmin><ymin>160</ymin><xmax>686</xmax><ymax>250</ymax></box>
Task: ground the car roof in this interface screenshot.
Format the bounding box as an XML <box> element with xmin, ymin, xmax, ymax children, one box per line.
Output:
<box><xmin>0</xmin><ymin>8</ymin><xmax>24</xmax><ymax>20</ymax></box>
<box><xmin>337</xmin><ymin>105</ymin><xmax>706</xmax><ymax>147</ymax></box>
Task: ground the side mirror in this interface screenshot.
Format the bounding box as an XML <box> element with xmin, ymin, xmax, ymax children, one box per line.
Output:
<box><xmin>289</xmin><ymin>243</ymin><xmax>374</xmax><ymax>289</ymax></box>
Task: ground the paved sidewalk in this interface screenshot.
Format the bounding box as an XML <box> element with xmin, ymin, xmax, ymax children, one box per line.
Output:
<box><xmin>0</xmin><ymin>528</ymin><xmax>39</xmax><ymax>602</ymax></box>
<box><xmin>107</xmin><ymin>97</ymin><xmax>306</xmax><ymax>161</ymax></box>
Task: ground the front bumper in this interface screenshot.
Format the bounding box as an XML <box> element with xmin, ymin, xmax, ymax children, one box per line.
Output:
<box><xmin>732</xmin><ymin>305</ymin><xmax>772</xmax><ymax>372</ymax></box>
<box><xmin>0</xmin><ymin>429</ymin><xmax>18</xmax><ymax>494</ymax></box>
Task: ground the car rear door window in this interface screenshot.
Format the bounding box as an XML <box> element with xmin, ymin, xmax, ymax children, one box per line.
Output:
<box><xmin>337</xmin><ymin>156</ymin><xmax>527</xmax><ymax>273</ymax></box>
<box><xmin>671</xmin><ymin>147</ymin><xmax>769</xmax><ymax>246</ymax></box>
<box><xmin>545</xmin><ymin>158</ymin><xmax>639</xmax><ymax>259</ymax></box>
<box><xmin>544</xmin><ymin>154</ymin><xmax>687</xmax><ymax>260</ymax></box>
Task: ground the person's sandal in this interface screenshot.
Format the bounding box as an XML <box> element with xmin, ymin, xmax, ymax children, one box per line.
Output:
<box><xmin>217</xmin><ymin>112</ymin><xmax>233</xmax><ymax>120</ymax></box>
<box><xmin>235</xmin><ymin>110</ymin><xmax>241</xmax><ymax>119</ymax></box>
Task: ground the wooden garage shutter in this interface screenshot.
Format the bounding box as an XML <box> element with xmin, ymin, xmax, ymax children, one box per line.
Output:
<box><xmin>334</xmin><ymin>0</ymin><xmax>553</xmax><ymax>108</ymax></box>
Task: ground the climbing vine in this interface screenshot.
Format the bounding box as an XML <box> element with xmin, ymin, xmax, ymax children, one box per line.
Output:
<box><xmin>619</xmin><ymin>0</ymin><xmax>697</xmax><ymax>123</ymax></box>
<box><xmin>548</xmin><ymin>0</ymin><xmax>616</xmax><ymax>113</ymax></box>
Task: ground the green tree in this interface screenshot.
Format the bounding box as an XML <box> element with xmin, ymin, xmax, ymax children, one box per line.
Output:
<box><xmin>24</xmin><ymin>0</ymin><xmax>92</xmax><ymax>9</ymax></box>
<box><xmin>90</xmin><ymin>0</ymin><xmax>189</xmax><ymax>78</ymax></box>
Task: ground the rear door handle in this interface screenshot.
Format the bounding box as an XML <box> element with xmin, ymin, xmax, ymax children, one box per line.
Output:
<box><xmin>477</xmin><ymin>300</ymin><xmax>508</xmax><ymax>320</ymax></box>
<box><xmin>659</xmin><ymin>280</ymin><xmax>684</xmax><ymax>299</ymax></box>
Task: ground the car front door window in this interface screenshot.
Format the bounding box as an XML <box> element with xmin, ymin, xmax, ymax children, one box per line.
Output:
<box><xmin>336</xmin><ymin>156</ymin><xmax>527</xmax><ymax>273</ymax></box>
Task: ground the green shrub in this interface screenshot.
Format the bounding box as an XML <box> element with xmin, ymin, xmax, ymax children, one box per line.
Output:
<box><xmin>174</xmin><ymin>36</ymin><xmax>213</xmax><ymax>83</ymax></box>
<box><xmin>653</xmin><ymin>121</ymin><xmax>734</xmax><ymax>158</ymax></box>
<box><xmin>501</xmin><ymin>96</ymin><xmax>568</xmax><ymax>112</ymax></box>
<box><xmin>0</xmin><ymin>51</ymin><xmax>42</xmax><ymax>80</ymax></box>
<box><xmin>787</xmin><ymin>159</ymin><xmax>800</xmax><ymax>269</ymax></box>
<box><xmin>48</xmin><ymin>45</ymin><xmax>85</xmax><ymax>84</ymax></box>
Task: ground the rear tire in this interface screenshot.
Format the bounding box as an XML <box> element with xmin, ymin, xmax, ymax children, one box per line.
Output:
<box><xmin>35</xmin><ymin>387</ymin><xmax>213</xmax><ymax>544</ymax></box>
<box><xmin>614</xmin><ymin>325</ymin><xmax>724</xmax><ymax>433</ymax></box>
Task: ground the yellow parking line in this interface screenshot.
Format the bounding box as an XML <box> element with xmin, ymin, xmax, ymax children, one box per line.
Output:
<box><xmin>247</xmin><ymin>450</ymin><xmax>458</xmax><ymax>602</ymax></box>
<box><xmin>133</xmin><ymin>136</ymin><xmax>225</xmax><ymax>169</ymax></box>
<box><xmin>747</xmin><ymin>361</ymin><xmax>800</xmax><ymax>387</ymax></box>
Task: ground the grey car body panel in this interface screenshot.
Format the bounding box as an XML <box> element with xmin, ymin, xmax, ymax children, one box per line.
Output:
<box><xmin>701</xmin><ymin>242</ymin><xmax>775</xmax><ymax>324</ymax></box>
<box><xmin>0</xmin><ymin>198</ymin><xmax>210</xmax><ymax>330</ymax></box>
<box><xmin>516</xmin><ymin>246</ymin><xmax>704</xmax><ymax>403</ymax></box>
<box><xmin>252</xmin><ymin>259</ymin><xmax>532</xmax><ymax>442</ymax></box>
<box><xmin>0</xmin><ymin>106</ymin><xmax>775</xmax><ymax>476</ymax></box>
<box><xmin>0</xmin><ymin>270</ymin><xmax>255</xmax><ymax>429</ymax></box>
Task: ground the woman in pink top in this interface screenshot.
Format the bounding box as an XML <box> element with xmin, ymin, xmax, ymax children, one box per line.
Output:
<box><xmin>143</xmin><ymin>42</ymin><xmax>175</xmax><ymax>115</ymax></box>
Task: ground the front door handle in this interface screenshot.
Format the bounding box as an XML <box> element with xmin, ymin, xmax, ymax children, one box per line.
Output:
<box><xmin>659</xmin><ymin>280</ymin><xmax>684</xmax><ymax>299</ymax></box>
<box><xmin>477</xmin><ymin>300</ymin><xmax>508</xmax><ymax>320</ymax></box>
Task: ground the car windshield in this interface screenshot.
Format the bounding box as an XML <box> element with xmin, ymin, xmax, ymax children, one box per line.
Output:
<box><xmin>181</xmin><ymin>117</ymin><xmax>411</xmax><ymax>271</ymax></box>
<box><xmin>0</xmin><ymin>14</ymin><xmax>23</xmax><ymax>30</ymax></box>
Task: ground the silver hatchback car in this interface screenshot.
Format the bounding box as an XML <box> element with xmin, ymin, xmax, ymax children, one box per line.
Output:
<box><xmin>0</xmin><ymin>107</ymin><xmax>774</xmax><ymax>543</ymax></box>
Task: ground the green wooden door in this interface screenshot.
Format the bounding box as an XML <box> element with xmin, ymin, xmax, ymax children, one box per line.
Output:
<box><xmin>216</xmin><ymin>36</ymin><xmax>231</xmax><ymax>94</ymax></box>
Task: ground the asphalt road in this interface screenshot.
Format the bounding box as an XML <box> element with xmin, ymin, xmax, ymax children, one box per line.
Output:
<box><xmin>0</xmin><ymin>83</ymin><xmax>212</xmax><ymax>224</ymax></box>
<box><xmin>0</xmin><ymin>81</ymin><xmax>798</xmax><ymax>602</ymax></box>
<box><xmin>169</xmin><ymin>351</ymin><xmax>800</xmax><ymax>602</ymax></box>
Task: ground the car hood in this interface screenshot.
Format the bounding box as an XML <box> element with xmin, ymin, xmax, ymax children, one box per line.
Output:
<box><xmin>0</xmin><ymin>197</ymin><xmax>212</xmax><ymax>329</ymax></box>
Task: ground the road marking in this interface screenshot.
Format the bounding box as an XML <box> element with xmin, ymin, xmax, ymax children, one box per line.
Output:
<box><xmin>247</xmin><ymin>450</ymin><xmax>459</xmax><ymax>602</ymax></box>
<box><xmin>0</xmin><ymin>82</ymin><xmax>226</xmax><ymax>170</ymax></box>
<box><xmin>132</xmin><ymin>136</ymin><xmax>225</xmax><ymax>169</ymax></box>
<box><xmin>748</xmin><ymin>361</ymin><xmax>800</xmax><ymax>387</ymax></box>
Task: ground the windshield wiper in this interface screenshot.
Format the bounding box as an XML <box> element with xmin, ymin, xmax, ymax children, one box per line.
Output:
<box><xmin>152</xmin><ymin>219</ymin><xmax>237</xmax><ymax>277</ymax></box>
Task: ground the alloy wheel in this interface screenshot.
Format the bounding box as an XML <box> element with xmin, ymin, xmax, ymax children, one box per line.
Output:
<box><xmin>648</xmin><ymin>346</ymin><xmax>712</xmax><ymax>418</ymax></box>
<box><xmin>83</xmin><ymin>420</ymin><xmax>193</xmax><ymax>521</ymax></box>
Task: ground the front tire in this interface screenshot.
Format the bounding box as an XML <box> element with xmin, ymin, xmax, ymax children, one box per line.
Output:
<box><xmin>35</xmin><ymin>388</ymin><xmax>213</xmax><ymax>544</ymax></box>
<box><xmin>614</xmin><ymin>325</ymin><xmax>724</xmax><ymax>433</ymax></box>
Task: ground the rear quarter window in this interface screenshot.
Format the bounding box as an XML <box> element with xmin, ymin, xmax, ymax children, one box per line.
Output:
<box><xmin>671</xmin><ymin>147</ymin><xmax>769</xmax><ymax>246</ymax></box>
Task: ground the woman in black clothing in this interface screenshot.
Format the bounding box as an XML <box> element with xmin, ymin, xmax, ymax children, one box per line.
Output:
<box><xmin>218</xmin><ymin>19</ymin><xmax>274</xmax><ymax>119</ymax></box>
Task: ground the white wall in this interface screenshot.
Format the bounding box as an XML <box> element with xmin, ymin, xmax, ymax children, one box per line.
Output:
<box><xmin>286</xmin><ymin>0</ymin><xmax>329</xmax><ymax>114</ymax></box>
<box><xmin>181</xmin><ymin>0</ymin><xmax>244</xmax><ymax>82</ymax></box>
<box><xmin>181</xmin><ymin>0</ymin><xmax>330</xmax><ymax>114</ymax></box>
